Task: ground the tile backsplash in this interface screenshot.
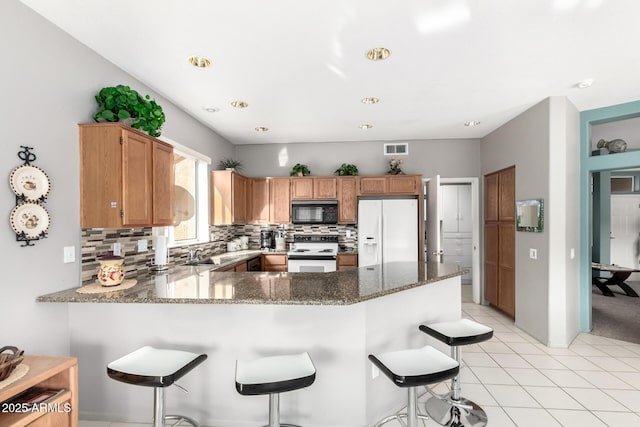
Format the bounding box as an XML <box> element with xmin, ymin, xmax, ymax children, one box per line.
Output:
<box><xmin>81</xmin><ymin>223</ymin><xmax>357</xmax><ymax>283</ymax></box>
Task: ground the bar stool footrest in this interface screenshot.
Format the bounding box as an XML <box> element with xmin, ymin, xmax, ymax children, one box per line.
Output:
<box><xmin>425</xmin><ymin>395</ymin><xmax>487</xmax><ymax>427</ymax></box>
<box><xmin>373</xmin><ymin>412</ymin><xmax>430</xmax><ymax>427</ymax></box>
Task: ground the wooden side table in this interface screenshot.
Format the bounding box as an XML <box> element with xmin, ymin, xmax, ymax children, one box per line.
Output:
<box><xmin>0</xmin><ymin>355</ymin><xmax>78</xmax><ymax>427</ymax></box>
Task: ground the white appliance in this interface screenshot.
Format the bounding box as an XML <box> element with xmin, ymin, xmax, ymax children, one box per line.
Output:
<box><xmin>287</xmin><ymin>235</ymin><xmax>339</xmax><ymax>272</ymax></box>
<box><xmin>358</xmin><ymin>199</ymin><xmax>418</xmax><ymax>267</ymax></box>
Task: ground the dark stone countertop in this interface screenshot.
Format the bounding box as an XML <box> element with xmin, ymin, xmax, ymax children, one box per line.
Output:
<box><xmin>37</xmin><ymin>262</ymin><xmax>465</xmax><ymax>306</ymax></box>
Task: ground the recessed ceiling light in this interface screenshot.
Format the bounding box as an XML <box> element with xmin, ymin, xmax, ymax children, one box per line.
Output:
<box><xmin>187</xmin><ymin>56</ymin><xmax>211</xmax><ymax>68</ymax></box>
<box><xmin>359</xmin><ymin>124</ymin><xmax>373</xmax><ymax>129</ymax></box>
<box><xmin>231</xmin><ymin>101</ymin><xmax>249</xmax><ymax>108</ymax></box>
<box><xmin>464</xmin><ymin>120</ymin><xmax>481</xmax><ymax>127</ymax></box>
<box><xmin>202</xmin><ymin>106</ymin><xmax>219</xmax><ymax>113</ymax></box>
<box><xmin>361</xmin><ymin>97</ymin><xmax>380</xmax><ymax>104</ymax></box>
<box><xmin>255</xmin><ymin>126</ymin><xmax>269</xmax><ymax>132</ymax></box>
<box><xmin>577</xmin><ymin>79</ymin><xmax>594</xmax><ymax>89</ymax></box>
<box><xmin>366</xmin><ymin>47</ymin><xmax>391</xmax><ymax>61</ymax></box>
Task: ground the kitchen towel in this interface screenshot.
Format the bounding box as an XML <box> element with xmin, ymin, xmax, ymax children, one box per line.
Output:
<box><xmin>154</xmin><ymin>235</ymin><xmax>168</xmax><ymax>266</ymax></box>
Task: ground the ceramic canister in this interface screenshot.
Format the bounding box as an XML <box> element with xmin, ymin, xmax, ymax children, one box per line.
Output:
<box><xmin>97</xmin><ymin>256</ymin><xmax>125</xmax><ymax>286</ymax></box>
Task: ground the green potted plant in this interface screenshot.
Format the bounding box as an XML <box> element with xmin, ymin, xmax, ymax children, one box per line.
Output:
<box><xmin>218</xmin><ymin>157</ymin><xmax>243</xmax><ymax>171</ymax></box>
<box><xmin>94</xmin><ymin>85</ymin><xmax>166</xmax><ymax>137</ymax></box>
<box><xmin>290</xmin><ymin>163</ymin><xmax>311</xmax><ymax>176</ymax></box>
<box><xmin>334</xmin><ymin>163</ymin><xmax>359</xmax><ymax>176</ymax></box>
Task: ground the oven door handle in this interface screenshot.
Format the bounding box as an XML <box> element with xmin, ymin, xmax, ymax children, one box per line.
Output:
<box><xmin>287</xmin><ymin>255</ymin><xmax>337</xmax><ymax>260</ymax></box>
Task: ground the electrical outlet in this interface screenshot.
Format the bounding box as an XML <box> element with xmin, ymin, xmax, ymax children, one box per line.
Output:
<box><xmin>113</xmin><ymin>242</ymin><xmax>122</xmax><ymax>256</ymax></box>
<box><xmin>137</xmin><ymin>239</ymin><xmax>148</xmax><ymax>252</ymax></box>
<box><xmin>570</xmin><ymin>248</ymin><xmax>575</xmax><ymax>259</ymax></box>
<box><xmin>63</xmin><ymin>246</ymin><xmax>75</xmax><ymax>263</ymax></box>
<box><xmin>346</xmin><ymin>230</ymin><xmax>351</xmax><ymax>238</ymax></box>
<box><xmin>529</xmin><ymin>248</ymin><xmax>537</xmax><ymax>260</ymax></box>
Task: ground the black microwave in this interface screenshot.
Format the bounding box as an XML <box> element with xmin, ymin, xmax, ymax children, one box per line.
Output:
<box><xmin>291</xmin><ymin>200</ymin><xmax>338</xmax><ymax>224</ymax></box>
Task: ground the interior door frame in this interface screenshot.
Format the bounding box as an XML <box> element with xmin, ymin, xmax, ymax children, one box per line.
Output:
<box><xmin>423</xmin><ymin>176</ymin><xmax>481</xmax><ymax>304</ymax></box>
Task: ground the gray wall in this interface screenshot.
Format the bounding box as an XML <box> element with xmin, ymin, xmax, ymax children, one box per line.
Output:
<box><xmin>234</xmin><ymin>139</ymin><xmax>481</xmax><ymax>178</ymax></box>
<box><xmin>480</xmin><ymin>97</ymin><xmax>581</xmax><ymax>346</ymax></box>
<box><xmin>0</xmin><ymin>0</ymin><xmax>233</xmax><ymax>355</ymax></box>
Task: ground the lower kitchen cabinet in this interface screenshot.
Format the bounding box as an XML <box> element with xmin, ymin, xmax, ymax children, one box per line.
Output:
<box><xmin>337</xmin><ymin>253</ymin><xmax>358</xmax><ymax>270</ymax></box>
<box><xmin>262</xmin><ymin>254</ymin><xmax>287</xmax><ymax>272</ymax></box>
<box><xmin>0</xmin><ymin>355</ymin><xmax>78</xmax><ymax>427</ymax></box>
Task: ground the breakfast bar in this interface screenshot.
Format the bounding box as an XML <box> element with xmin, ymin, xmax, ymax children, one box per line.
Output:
<box><xmin>38</xmin><ymin>262</ymin><xmax>463</xmax><ymax>427</ymax></box>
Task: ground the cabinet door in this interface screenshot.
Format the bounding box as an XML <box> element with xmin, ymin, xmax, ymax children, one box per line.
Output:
<box><xmin>249</xmin><ymin>178</ymin><xmax>270</xmax><ymax>223</ymax></box>
<box><xmin>270</xmin><ymin>178</ymin><xmax>291</xmax><ymax>223</ymax></box>
<box><xmin>122</xmin><ymin>130</ymin><xmax>153</xmax><ymax>226</ymax></box>
<box><xmin>314</xmin><ymin>177</ymin><xmax>337</xmax><ymax>199</ymax></box>
<box><xmin>210</xmin><ymin>170</ymin><xmax>232</xmax><ymax>225</ymax></box>
<box><xmin>358</xmin><ymin>177</ymin><xmax>387</xmax><ymax>195</ymax></box>
<box><xmin>234</xmin><ymin>262</ymin><xmax>248</xmax><ymax>272</ymax></box>
<box><xmin>498</xmin><ymin>167</ymin><xmax>516</xmax><ymax>221</ymax></box>
<box><xmin>337</xmin><ymin>254</ymin><xmax>358</xmax><ymax>270</ymax></box>
<box><xmin>498</xmin><ymin>222</ymin><xmax>516</xmax><ymax>317</ymax></box>
<box><xmin>337</xmin><ymin>177</ymin><xmax>357</xmax><ymax>223</ymax></box>
<box><xmin>484</xmin><ymin>173</ymin><xmax>499</xmax><ymax>222</ymax></box>
<box><xmin>232</xmin><ymin>173</ymin><xmax>248</xmax><ymax>224</ymax></box>
<box><xmin>152</xmin><ymin>141</ymin><xmax>174</xmax><ymax>225</ymax></box>
<box><xmin>262</xmin><ymin>254</ymin><xmax>287</xmax><ymax>271</ymax></box>
<box><xmin>291</xmin><ymin>178</ymin><xmax>314</xmax><ymax>199</ymax></box>
<box><xmin>388</xmin><ymin>175</ymin><xmax>419</xmax><ymax>194</ymax></box>
<box><xmin>483</xmin><ymin>223</ymin><xmax>499</xmax><ymax>306</ymax></box>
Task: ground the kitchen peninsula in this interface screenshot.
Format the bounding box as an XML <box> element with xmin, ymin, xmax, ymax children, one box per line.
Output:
<box><xmin>38</xmin><ymin>262</ymin><xmax>463</xmax><ymax>426</ymax></box>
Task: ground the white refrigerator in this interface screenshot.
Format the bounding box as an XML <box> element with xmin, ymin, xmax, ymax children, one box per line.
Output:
<box><xmin>358</xmin><ymin>199</ymin><xmax>418</xmax><ymax>267</ymax></box>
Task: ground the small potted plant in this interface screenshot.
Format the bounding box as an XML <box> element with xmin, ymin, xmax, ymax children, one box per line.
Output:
<box><xmin>94</xmin><ymin>85</ymin><xmax>166</xmax><ymax>137</ymax></box>
<box><xmin>217</xmin><ymin>158</ymin><xmax>243</xmax><ymax>172</ymax></box>
<box><xmin>290</xmin><ymin>163</ymin><xmax>311</xmax><ymax>176</ymax></box>
<box><xmin>334</xmin><ymin>163</ymin><xmax>359</xmax><ymax>176</ymax></box>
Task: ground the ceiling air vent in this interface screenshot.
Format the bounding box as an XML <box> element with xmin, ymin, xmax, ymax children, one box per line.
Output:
<box><xmin>384</xmin><ymin>143</ymin><xmax>408</xmax><ymax>156</ymax></box>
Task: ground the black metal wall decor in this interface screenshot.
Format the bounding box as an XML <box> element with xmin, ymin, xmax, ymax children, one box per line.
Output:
<box><xmin>9</xmin><ymin>146</ymin><xmax>51</xmax><ymax>247</ymax></box>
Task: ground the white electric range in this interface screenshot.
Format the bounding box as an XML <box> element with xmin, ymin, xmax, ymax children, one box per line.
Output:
<box><xmin>286</xmin><ymin>235</ymin><xmax>339</xmax><ymax>272</ymax></box>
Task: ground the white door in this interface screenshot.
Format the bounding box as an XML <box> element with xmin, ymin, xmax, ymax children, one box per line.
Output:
<box><xmin>382</xmin><ymin>199</ymin><xmax>418</xmax><ymax>263</ymax></box>
<box><xmin>358</xmin><ymin>200</ymin><xmax>382</xmax><ymax>267</ymax></box>
<box><xmin>611</xmin><ymin>194</ymin><xmax>640</xmax><ymax>279</ymax></box>
<box><xmin>426</xmin><ymin>175</ymin><xmax>443</xmax><ymax>262</ymax></box>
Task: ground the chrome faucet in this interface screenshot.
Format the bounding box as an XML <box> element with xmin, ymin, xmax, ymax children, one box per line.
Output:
<box><xmin>188</xmin><ymin>248</ymin><xmax>203</xmax><ymax>263</ymax></box>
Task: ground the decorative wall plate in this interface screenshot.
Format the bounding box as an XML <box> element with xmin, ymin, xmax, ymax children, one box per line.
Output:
<box><xmin>10</xmin><ymin>202</ymin><xmax>50</xmax><ymax>239</ymax></box>
<box><xmin>9</xmin><ymin>164</ymin><xmax>50</xmax><ymax>201</ymax></box>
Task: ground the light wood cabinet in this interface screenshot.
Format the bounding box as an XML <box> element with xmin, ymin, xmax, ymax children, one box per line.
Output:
<box><xmin>291</xmin><ymin>177</ymin><xmax>337</xmax><ymax>200</ymax></box>
<box><xmin>291</xmin><ymin>178</ymin><xmax>314</xmax><ymax>199</ymax></box>
<box><xmin>270</xmin><ymin>178</ymin><xmax>291</xmax><ymax>224</ymax></box>
<box><xmin>337</xmin><ymin>253</ymin><xmax>358</xmax><ymax>270</ymax></box>
<box><xmin>0</xmin><ymin>355</ymin><xmax>78</xmax><ymax>427</ymax></box>
<box><xmin>262</xmin><ymin>254</ymin><xmax>287</xmax><ymax>272</ymax></box>
<box><xmin>358</xmin><ymin>176</ymin><xmax>387</xmax><ymax>195</ymax></box>
<box><xmin>249</xmin><ymin>178</ymin><xmax>270</xmax><ymax>224</ymax></box>
<box><xmin>210</xmin><ymin>170</ymin><xmax>248</xmax><ymax>225</ymax></box>
<box><xmin>80</xmin><ymin>123</ymin><xmax>174</xmax><ymax>228</ymax></box>
<box><xmin>314</xmin><ymin>177</ymin><xmax>337</xmax><ymax>199</ymax></box>
<box><xmin>337</xmin><ymin>177</ymin><xmax>357</xmax><ymax>223</ymax></box>
<box><xmin>483</xmin><ymin>166</ymin><xmax>516</xmax><ymax>318</ymax></box>
<box><xmin>357</xmin><ymin>175</ymin><xmax>422</xmax><ymax>196</ymax></box>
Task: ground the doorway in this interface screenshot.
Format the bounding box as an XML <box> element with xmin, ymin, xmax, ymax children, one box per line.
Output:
<box><xmin>423</xmin><ymin>176</ymin><xmax>481</xmax><ymax>304</ymax></box>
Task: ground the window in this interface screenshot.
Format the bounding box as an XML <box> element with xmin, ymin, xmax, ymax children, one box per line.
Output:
<box><xmin>156</xmin><ymin>137</ymin><xmax>211</xmax><ymax>247</ymax></box>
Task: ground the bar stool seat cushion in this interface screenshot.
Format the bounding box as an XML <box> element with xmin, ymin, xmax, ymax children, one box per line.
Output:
<box><xmin>236</xmin><ymin>352</ymin><xmax>316</xmax><ymax>396</ymax></box>
<box><xmin>368</xmin><ymin>345</ymin><xmax>459</xmax><ymax>388</ymax></box>
<box><xmin>419</xmin><ymin>319</ymin><xmax>493</xmax><ymax>346</ymax></box>
<box><xmin>107</xmin><ymin>346</ymin><xmax>207</xmax><ymax>388</ymax></box>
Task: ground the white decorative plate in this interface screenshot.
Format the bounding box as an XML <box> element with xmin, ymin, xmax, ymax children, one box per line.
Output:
<box><xmin>10</xmin><ymin>202</ymin><xmax>50</xmax><ymax>239</ymax></box>
<box><xmin>9</xmin><ymin>165</ymin><xmax>50</xmax><ymax>201</ymax></box>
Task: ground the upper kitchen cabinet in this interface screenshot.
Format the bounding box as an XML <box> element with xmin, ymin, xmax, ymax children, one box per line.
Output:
<box><xmin>249</xmin><ymin>178</ymin><xmax>270</xmax><ymax>224</ymax></box>
<box><xmin>337</xmin><ymin>177</ymin><xmax>357</xmax><ymax>223</ymax></box>
<box><xmin>314</xmin><ymin>177</ymin><xmax>337</xmax><ymax>199</ymax></box>
<box><xmin>357</xmin><ymin>175</ymin><xmax>422</xmax><ymax>196</ymax></box>
<box><xmin>291</xmin><ymin>177</ymin><xmax>314</xmax><ymax>199</ymax></box>
<box><xmin>291</xmin><ymin>177</ymin><xmax>337</xmax><ymax>200</ymax></box>
<box><xmin>270</xmin><ymin>177</ymin><xmax>291</xmax><ymax>224</ymax></box>
<box><xmin>211</xmin><ymin>170</ymin><xmax>248</xmax><ymax>225</ymax></box>
<box><xmin>79</xmin><ymin>123</ymin><xmax>174</xmax><ymax>228</ymax></box>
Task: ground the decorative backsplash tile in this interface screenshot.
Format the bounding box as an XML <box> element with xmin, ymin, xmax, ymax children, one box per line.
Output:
<box><xmin>81</xmin><ymin>223</ymin><xmax>358</xmax><ymax>283</ymax></box>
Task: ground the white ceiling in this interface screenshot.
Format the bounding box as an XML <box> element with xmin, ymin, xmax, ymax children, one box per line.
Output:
<box><xmin>21</xmin><ymin>0</ymin><xmax>640</xmax><ymax>145</ymax></box>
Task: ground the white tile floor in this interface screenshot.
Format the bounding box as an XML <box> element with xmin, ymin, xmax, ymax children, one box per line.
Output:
<box><xmin>79</xmin><ymin>302</ymin><xmax>640</xmax><ymax>426</ymax></box>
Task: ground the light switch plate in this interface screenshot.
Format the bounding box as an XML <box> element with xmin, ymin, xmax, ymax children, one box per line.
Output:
<box><xmin>529</xmin><ymin>248</ymin><xmax>537</xmax><ymax>260</ymax></box>
<box><xmin>113</xmin><ymin>242</ymin><xmax>122</xmax><ymax>256</ymax></box>
<box><xmin>63</xmin><ymin>246</ymin><xmax>75</xmax><ymax>263</ymax></box>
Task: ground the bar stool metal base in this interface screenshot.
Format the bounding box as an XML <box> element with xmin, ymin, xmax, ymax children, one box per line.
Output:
<box><xmin>425</xmin><ymin>395</ymin><xmax>487</xmax><ymax>427</ymax></box>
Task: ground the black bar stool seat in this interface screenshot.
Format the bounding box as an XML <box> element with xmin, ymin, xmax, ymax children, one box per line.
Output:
<box><xmin>107</xmin><ymin>346</ymin><xmax>207</xmax><ymax>427</ymax></box>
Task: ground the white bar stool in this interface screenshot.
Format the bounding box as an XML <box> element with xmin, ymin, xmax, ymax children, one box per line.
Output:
<box><xmin>419</xmin><ymin>319</ymin><xmax>494</xmax><ymax>427</ymax></box>
<box><xmin>107</xmin><ymin>346</ymin><xmax>207</xmax><ymax>427</ymax></box>
<box><xmin>235</xmin><ymin>352</ymin><xmax>316</xmax><ymax>427</ymax></box>
<box><xmin>368</xmin><ymin>345</ymin><xmax>459</xmax><ymax>427</ymax></box>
